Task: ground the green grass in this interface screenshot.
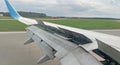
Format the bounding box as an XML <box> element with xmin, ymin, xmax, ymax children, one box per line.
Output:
<box><xmin>43</xmin><ymin>19</ymin><xmax>120</xmax><ymax>29</ymax></box>
<box><xmin>0</xmin><ymin>18</ymin><xmax>120</xmax><ymax>31</ymax></box>
<box><xmin>0</xmin><ymin>20</ymin><xmax>27</xmax><ymax>31</ymax></box>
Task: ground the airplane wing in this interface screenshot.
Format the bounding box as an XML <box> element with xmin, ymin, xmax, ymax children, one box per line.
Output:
<box><xmin>5</xmin><ymin>0</ymin><xmax>120</xmax><ymax>65</ymax></box>
<box><xmin>4</xmin><ymin>0</ymin><xmax>41</xmax><ymax>25</ymax></box>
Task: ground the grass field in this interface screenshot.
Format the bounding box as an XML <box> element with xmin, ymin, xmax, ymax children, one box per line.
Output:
<box><xmin>0</xmin><ymin>17</ymin><xmax>120</xmax><ymax>31</ymax></box>
<box><xmin>0</xmin><ymin>16</ymin><xmax>12</xmax><ymax>19</ymax></box>
<box><xmin>44</xmin><ymin>19</ymin><xmax>120</xmax><ymax>29</ymax></box>
<box><xmin>0</xmin><ymin>20</ymin><xmax>27</xmax><ymax>31</ymax></box>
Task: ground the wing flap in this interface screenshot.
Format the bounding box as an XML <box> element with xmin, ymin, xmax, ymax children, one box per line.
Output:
<box><xmin>60</xmin><ymin>47</ymin><xmax>102</xmax><ymax>65</ymax></box>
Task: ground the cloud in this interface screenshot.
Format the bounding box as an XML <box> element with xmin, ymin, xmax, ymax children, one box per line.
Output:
<box><xmin>16</xmin><ymin>0</ymin><xmax>35</xmax><ymax>3</ymax></box>
<box><xmin>1</xmin><ymin>0</ymin><xmax>120</xmax><ymax>18</ymax></box>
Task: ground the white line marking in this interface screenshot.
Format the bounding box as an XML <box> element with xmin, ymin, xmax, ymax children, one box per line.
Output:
<box><xmin>0</xmin><ymin>19</ymin><xmax>15</xmax><ymax>20</ymax></box>
<box><xmin>0</xmin><ymin>31</ymin><xmax>26</xmax><ymax>34</ymax></box>
<box><xmin>92</xmin><ymin>29</ymin><xmax>120</xmax><ymax>31</ymax></box>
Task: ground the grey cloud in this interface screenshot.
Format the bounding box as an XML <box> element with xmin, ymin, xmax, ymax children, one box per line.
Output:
<box><xmin>68</xmin><ymin>4</ymin><xmax>94</xmax><ymax>12</ymax></box>
<box><xmin>1</xmin><ymin>0</ymin><xmax>120</xmax><ymax>18</ymax></box>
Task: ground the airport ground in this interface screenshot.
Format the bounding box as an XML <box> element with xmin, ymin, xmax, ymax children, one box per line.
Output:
<box><xmin>1</xmin><ymin>18</ymin><xmax>120</xmax><ymax>31</ymax></box>
<box><xmin>0</xmin><ymin>30</ymin><xmax>120</xmax><ymax>65</ymax></box>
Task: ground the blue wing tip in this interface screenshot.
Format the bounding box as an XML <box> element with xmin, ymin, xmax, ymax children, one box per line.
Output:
<box><xmin>5</xmin><ymin>0</ymin><xmax>21</xmax><ymax>19</ymax></box>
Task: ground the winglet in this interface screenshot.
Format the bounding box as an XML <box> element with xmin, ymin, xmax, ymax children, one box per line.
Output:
<box><xmin>5</xmin><ymin>0</ymin><xmax>21</xmax><ymax>19</ymax></box>
<box><xmin>4</xmin><ymin>0</ymin><xmax>39</xmax><ymax>25</ymax></box>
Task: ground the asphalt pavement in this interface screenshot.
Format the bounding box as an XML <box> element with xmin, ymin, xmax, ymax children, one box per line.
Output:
<box><xmin>0</xmin><ymin>32</ymin><xmax>60</xmax><ymax>65</ymax></box>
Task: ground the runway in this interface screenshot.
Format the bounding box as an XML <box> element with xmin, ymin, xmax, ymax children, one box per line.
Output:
<box><xmin>0</xmin><ymin>30</ymin><xmax>120</xmax><ymax>65</ymax></box>
<box><xmin>0</xmin><ymin>32</ymin><xmax>60</xmax><ymax>65</ymax></box>
<box><xmin>94</xmin><ymin>29</ymin><xmax>120</xmax><ymax>36</ymax></box>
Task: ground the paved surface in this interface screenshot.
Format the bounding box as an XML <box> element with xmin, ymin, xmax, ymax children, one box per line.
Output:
<box><xmin>0</xmin><ymin>30</ymin><xmax>120</xmax><ymax>65</ymax></box>
<box><xmin>0</xmin><ymin>19</ymin><xmax>14</xmax><ymax>20</ymax></box>
<box><xmin>94</xmin><ymin>29</ymin><xmax>120</xmax><ymax>36</ymax></box>
<box><xmin>0</xmin><ymin>32</ymin><xmax>60</xmax><ymax>65</ymax></box>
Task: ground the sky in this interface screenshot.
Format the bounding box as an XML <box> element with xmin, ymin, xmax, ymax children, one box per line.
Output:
<box><xmin>0</xmin><ymin>0</ymin><xmax>120</xmax><ymax>18</ymax></box>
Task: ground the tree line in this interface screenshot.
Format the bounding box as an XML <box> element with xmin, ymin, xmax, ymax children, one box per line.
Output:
<box><xmin>0</xmin><ymin>11</ymin><xmax>47</xmax><ymax>18</ymax></box>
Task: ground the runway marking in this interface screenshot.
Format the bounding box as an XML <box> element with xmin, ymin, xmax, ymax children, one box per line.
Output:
<box><xmin>0</xmin><ymin>31</ymin><xmax>26</xmax><ymax>34</ymax></box>
<box><xmin>0</xmin><ymin>19</ymin><xmax>15</xmax><ymax>20</ymax></box>
<box><xmin>91</xmin><ymin>29</ymin><xmax>120</xmax><ymax>31</ymax></box>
